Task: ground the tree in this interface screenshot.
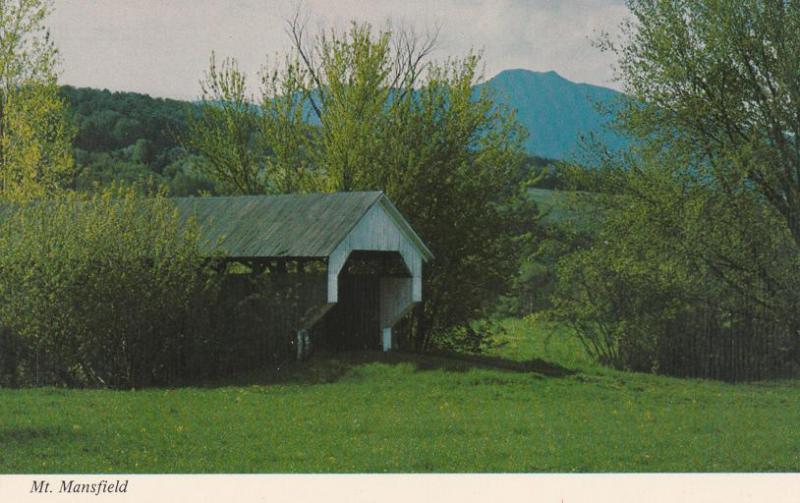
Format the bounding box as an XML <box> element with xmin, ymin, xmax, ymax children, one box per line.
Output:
<box><xmin>0</xmin><ymin>0</ymin><xmax>74</xmax><ymax>202</ymax></box>
<box><xmin>602</xmin><ymin>0</ymin><xmax>800</xmax><ymax>319</ymax></box>
<box><xmin>604</xmin><ymin>0</ymin><xmax>800</xmax><ymax>247</ymax></box>
<box><xmin>550</xmin><ymin>0</ymin><xmax>800</xmax><ymax>378</ymax></box>
<box><xmin>182</xmin><ymin>53</ymin><xmax>262</xmax><ymax>194</ymax></box>
<box><xmin>186</xmin><ymin>19</ymin><xmax>536</xmax><ymax>350</ymax></box>
<box><xmin>258</xmin><ymin>52</ymin><xmax>317</xmax><ymax>193</ymax></box>
<box><xmin>286</xmin><ymin>20</ymin><xmax>431</xmax><ymax>192</ymax></box>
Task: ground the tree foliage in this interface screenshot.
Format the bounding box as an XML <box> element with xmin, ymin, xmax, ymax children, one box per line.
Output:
<box><xmin>0</xmin><ymin>0</ymin><xmax>74</xmax><ymax>202</ymax></box>
<box><xmin>606</xmin><ymin>0</ymin><xmax>800</xmax><ymax>246</ymax></box>
<box><xmin>184</xmin><ymin>19</ymin><xmax>537</xmax><ymax>350</ymax></box>
<box><xmin>58</xmin><ymin>86</ymin><xmax>218</xmax><ymax>196</ymax></box>
<box><xmin>0</xmin><ymin>186</ymin><xmax>218</xmax><ymax>387</ymax></box>
<box><xmin>551</xmin><ymin>0</ymin><xmax>800</xmax><ymax>378</ymax></box>
<box><xmin>182</xmin><ymin>53</ymin><xmax>264</xmax><ymax>194</ymax></box>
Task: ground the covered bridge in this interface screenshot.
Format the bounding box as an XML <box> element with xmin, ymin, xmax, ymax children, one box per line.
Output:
<box><xmin>174</xmin><ymin>191</ymin><xmax>432</xmax><ymax>358</ymax></box>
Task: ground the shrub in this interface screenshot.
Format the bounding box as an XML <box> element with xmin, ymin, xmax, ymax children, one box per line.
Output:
<box><xmin>549</xmin><ymin>170</ymin><xmax>800</xmax><ymax>380</ymax></box>
<box><xmin>0</xmin><ymin>186</ymin><xmax>218</xmax><ymax>388</ymax></box>
<box><xmin>426</xmin><ymin>319</ymin><xmax>506</xmax><ymax>355</ymax></box>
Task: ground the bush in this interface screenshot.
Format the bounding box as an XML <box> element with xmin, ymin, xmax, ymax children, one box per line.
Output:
<box><xmin>425</xmin><ymin>319</ymin><xmax>506</xmax><ymax>355</ymax></box>
<box><xmin>549</xmin><ymin>169</ymin><xmax>800</xmax><ymax>380</ymax></box>
<box><xmin>0</xmin><ymin>187</ymin><xmax>218</xmax><ymax>388</ymax></box>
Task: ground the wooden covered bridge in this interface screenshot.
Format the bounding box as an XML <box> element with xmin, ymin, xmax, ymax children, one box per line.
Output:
<box><xmin>175</xmin><ymin>191</ymin><xmax>432</xmax><ymax>359</ymax></box>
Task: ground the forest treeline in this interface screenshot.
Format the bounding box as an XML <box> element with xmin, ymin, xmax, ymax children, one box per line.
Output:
<box><xmin>61</xmin><ymin>86</ymin><xmax>213</xmax><ymax>195</ymax></box>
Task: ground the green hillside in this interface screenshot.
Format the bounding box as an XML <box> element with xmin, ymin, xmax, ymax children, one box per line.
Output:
<box><xmin>60</xmin><ymin>86</ymin><xmax>215</xmax><ymax>196</ymax></box>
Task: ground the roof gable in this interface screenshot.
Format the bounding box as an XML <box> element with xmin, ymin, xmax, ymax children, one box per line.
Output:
<box><xmin>375</xmin><ymin>196</ymin><xmax>433</xmax><ymax>261</ymax></box>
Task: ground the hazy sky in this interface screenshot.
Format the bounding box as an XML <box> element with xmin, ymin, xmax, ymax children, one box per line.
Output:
<box><xmin>48</xmin><ymin>0</ymin><xmax>629</xmax><ymax>100</ymax></box>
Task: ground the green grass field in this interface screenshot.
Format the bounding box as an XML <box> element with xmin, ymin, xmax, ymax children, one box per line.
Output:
<box><xmin>1</xmin><ymin>319</ymin><xmax>799</xmax><ymax>473</ymax></box>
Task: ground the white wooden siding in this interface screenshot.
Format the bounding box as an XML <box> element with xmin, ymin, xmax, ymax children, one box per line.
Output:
<box><xmin>380</xmin><ymin>277</ymin><xmax>415</xmax><ymax>327</ymax></box>
<box><xmin>327</xmin><ymin>200</ymin><xmax>423</xmax><ymax>304</ymax></box>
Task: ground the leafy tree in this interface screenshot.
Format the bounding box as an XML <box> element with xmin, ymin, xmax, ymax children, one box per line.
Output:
<box><xmin>182</xmin><ymin>53</ymin><xmax>263</xmax><ymax>194</ymax></box>
<box><xmin>287</xmin><ymin>21</ymin><xmax>416</xmax><ymax>192</ymax></box>
<box><xmin>0</xmin><ymin>185</ymin><xmax>217</xmax><ymax>387</ymax></box>
<box><xmin>606</xmin><ymin>0</ymin><xmax>800</xmax><ymax>321</ymax></box>
<box><xmin>182</xmin><ymin>51</ymin><xmax>318</xmax><ymax>194</ymax></box>
<box><xmin>258</xmin><ymin>53</ymin><xmax>317</xmax><ymax>193</ymax></box>
<box><xmin>550</xmin><ymin>0</ymin><xmax>800</xmax><ymax>378</ymax></box>
<box><xmin>187</xmin><ymin>19</ymin><xmax>537</xmax><ymax>350</ymax></box>
<box><xmin>0</xmin><ymin>0</ymin><xmax>74</xmax><ymax>201</ymax></box>
<box><xmin>604</xmin><ymin>0</ymin><xmax>800</xmax><ymax>247</ymax></box>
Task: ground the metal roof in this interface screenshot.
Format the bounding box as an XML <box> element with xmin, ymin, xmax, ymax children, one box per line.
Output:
<box><xmin>174</xmin><ymin>191</ymin><xmax>432</xmax><ymax>260</ymax></box>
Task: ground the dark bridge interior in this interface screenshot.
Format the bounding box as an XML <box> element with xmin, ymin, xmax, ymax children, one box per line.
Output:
<box><xmin>317</xmin><ymin>251</ymin><xmax>411</xmax><ymax>351</ymax></box>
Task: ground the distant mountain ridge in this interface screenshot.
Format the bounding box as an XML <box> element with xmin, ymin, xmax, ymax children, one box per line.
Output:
<box><xmin>478</xmin><ymin>69</ymin><xmax>629</xmax><ymax>160</ymax></box>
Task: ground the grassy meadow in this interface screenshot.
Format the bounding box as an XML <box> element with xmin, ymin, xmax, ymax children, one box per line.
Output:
<box><xmin>1</xmin><ymin>319</ymin><xmax>799</xmax><ymax>473</ymax></box>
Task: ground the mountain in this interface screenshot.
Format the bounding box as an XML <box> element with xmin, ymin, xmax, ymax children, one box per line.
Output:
<box><xmin>478</xmin><ymin>69</ymin><xmax>629</xmax><ymax>160</ymax></box>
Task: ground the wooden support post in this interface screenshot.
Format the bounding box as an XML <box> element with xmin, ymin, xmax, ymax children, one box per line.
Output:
<box><xmin>276</xmin><ymin>259</ymin><xmax>287</xmax><ymax>274</ymax></box>
<box><xmin>380</xmin><ymin>276</ymin><xmax>416</xmax><ymax>353</ymax></box>
<box><xmin>295</xmin><ymin>328</ymin><xmax>311</xmax><ymax>360</ymax></box>
<box><xmin>382</xmin><ymin>327</ymin><xmax>392</xmax><ymax>352</ymax></box>
<box><xmin>295</xmin><ymin>330</ymin><xmax>304</xmax><ymax>360</ymax></box>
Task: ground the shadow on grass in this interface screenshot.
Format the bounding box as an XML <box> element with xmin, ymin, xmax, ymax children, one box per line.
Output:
<box><xmin>410</xmin><ymin>350</ymin><xmax>577</xmax><ymax>377</ymax></box>
<box><xmin>0</xmin><ymin>426</ymin><xmax>83</xmax><ymax>446</ymax></box>
<box><xmin>195</xmin><ymin>349</ymin><xmax>576</xmax><ymax>388</ymax></box>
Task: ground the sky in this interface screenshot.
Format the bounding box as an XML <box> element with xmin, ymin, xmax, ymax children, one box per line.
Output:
<box><xmin>48</xmin><ymin>0</ymin><xmax>629</xmax><ymax>100</ymax></box>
